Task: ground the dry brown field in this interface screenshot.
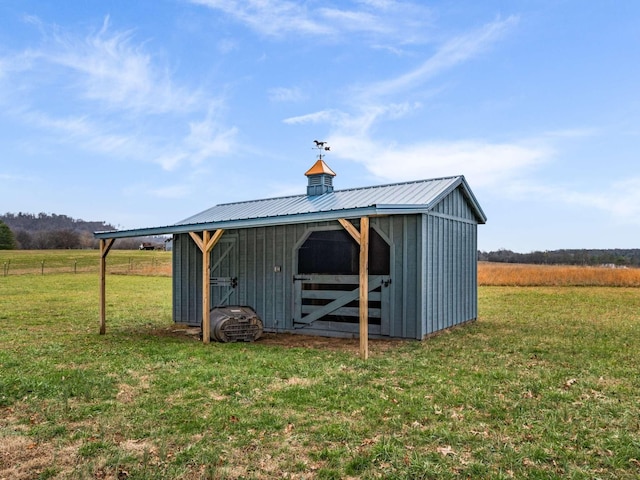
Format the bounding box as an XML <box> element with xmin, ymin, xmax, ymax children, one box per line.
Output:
<box><xmin>478</xmin><ymin>261</ymin><xmax>640</xmax><ymax>287</ymax></box>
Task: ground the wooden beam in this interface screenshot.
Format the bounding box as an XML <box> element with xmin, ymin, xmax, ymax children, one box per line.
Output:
<box><xmin>99</xmin><ymin>238</ymin><xmax>115</xmax><ymax>335</ymax></box>
<box><xmin>359</xmin><ymin>216</ymin><xmax>369</xmax><ymax>360</ymax></box>
<box><xmin>189</xmin><ymin>229</ymin><xmax>225</xmax><ymax>344</ymax></box>
<box><xmin>338</xmin><ymin>218</ymin><xmax>361</xmax><ymax>245</ymax></box>
<box><xmin>206</xmin><ymin>229</ymin><xmax>225</xmax><ymax>252</ymax></box>
<box><xmin>189</xmin><ymin>231</ymin><xmax>204</xmax><ymax>251</ymax></box>
<box><xmin>201</xmin><ymin>230</ymin><xmax>211</xmax><ymax>344</ymax></box>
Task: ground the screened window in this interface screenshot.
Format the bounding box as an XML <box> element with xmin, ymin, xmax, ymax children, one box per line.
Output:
<box><xmin>298</xmin><ymin>228</ymin><xmax>390</xmax><ymax>275</ymax></box>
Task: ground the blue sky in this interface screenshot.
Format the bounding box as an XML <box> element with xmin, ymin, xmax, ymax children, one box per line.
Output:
<box><xmin>0</xmin><ymin>1</ymin><xmax>638</xmax><ymax>252</ymax></box>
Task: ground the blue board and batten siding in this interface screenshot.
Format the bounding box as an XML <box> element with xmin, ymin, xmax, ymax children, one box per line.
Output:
<box><xmin>172</xmin><ymin>184</ymin><xmax>481</xmax><ymax>340</ymax></box>
<box><xmin>423</xmin><ymin>186</ymin><xmax>479</xmax><ymax>337</ymax></box>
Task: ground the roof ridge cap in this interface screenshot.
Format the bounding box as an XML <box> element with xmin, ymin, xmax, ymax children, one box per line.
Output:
<box><xmin>214</xmin><ymin>175</ymin><xmax>462</xmax><ymax>207</ymax></box>
<box><xmin>332</xmin><ymin>175</ymin><xmax>462</xmax><ymax>193</ymax></box>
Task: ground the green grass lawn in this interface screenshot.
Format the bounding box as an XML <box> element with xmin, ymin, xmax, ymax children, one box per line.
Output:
<box><xmin>1</xmin><ymin>273</ymin><xmax>639</xmax><ymax>479</ymax></box>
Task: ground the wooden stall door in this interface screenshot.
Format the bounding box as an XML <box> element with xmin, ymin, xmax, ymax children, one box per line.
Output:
<box><xmin>293</xmin><ymin>274</ymin><xmax>391</xmax><ymax>335</ymax></box>
<box><xmin>210</xmin><ymin>237</ymin><xmax>238</xmax><ymax>307</ymax></box>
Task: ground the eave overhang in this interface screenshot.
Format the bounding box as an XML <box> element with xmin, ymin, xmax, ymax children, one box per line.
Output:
<box><xmin>93</xmin><ymin>204</ymin><xmax>444</xmax><ymax>240</ymax></box>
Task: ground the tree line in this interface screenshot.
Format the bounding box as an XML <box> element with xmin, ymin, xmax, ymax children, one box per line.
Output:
<box><xmin>479</xmin><ymin>249</ymin><xmax>640</xmax><ymax>267</ymax></box>
<box><xmin>0</xmin><ymin>212</ymin><xmax>165</xmax><ymax>250</ymax></box>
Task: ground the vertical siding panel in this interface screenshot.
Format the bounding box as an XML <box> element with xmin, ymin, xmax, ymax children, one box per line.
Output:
<box><xmin>172</xmin><ymin>235</ymin><xmax>180</xmax><ymax>322</ymax></box>
<box><xmin>448</xmin><ymin>218</ymin><xmax>454</xmax><ymax>328</ymax></box>
<box><xmin>391</xmin><ymin>217</ymin><xmax>402</xmax><ymax>337</ymax></box>
<box><xmin>437</xmin><ymin>216</ymin><xmax>444</xmax><ymax>332</ymax></box>
<box><xmin>431</xmin><ymin>217</ymin><xmax>437</xmax><ymax>333</ymax></box>
<box><xmin>408</xmin><ymin>215</ymin><xmax>419</xmax><ymax>339</ymax></box>
<box><xmin>401</xmin><ymin>217</ymin><xmax>409</xmax><ymax>338</ymax></box>
<box><xmin>450</xmin><ymin>219</ymin><xmax>455</xmax><ymax>328</ymax></box>
<box><xmin>252</xmin><ymin>228</ymin><xmax>260</xmax><ymax>312</ymax></box>
<box><xmin>269</xmin><ymin>226</ymin><xmax>276</xmax><ymax>327</ymax></box>
<box><xmin>259</xmin><ymin>228</ymin><xmax>267</xmax><ymax>324</ymax></box>
<box><xmin>245</xmin><ymin>229</ymin><xmax>253</xmax><ymax>311</ymax></box>
<box><xmin>194</xmin><ymin>234</ymin><xmax>202</xmax><ymax>326</ymax></box>
<box><xmin>420</xmin><ymin>214</ymin><xmax>427</xmax><ymax>338</ymax></box>
<box><xmin>442</xmin><ymin>217</ymin><xmax>447</xmax><ymax>330</ymax></box>
<box><xmin>452</xmin><ymin>219</ymin><xmax>457</xmax><ymax>328</ymax></box>
<box><xmin>380</xmin><ymin>217</ymin><xmax>391</xmax><ymax>336</ymax></box>
<box><xmin>281</xmin><ymin>225</ymin><xmax>287</xmax><ymax>328</ymax></box>
<box><xmin>240</xmin><ymin>229</ymin><xmax>248</xmax><ymax>306</ymax></box>
<box><xmin>461</xmin><ymin>222</ymin><xmax>467</xmax><ymax>321</ymax></box>
<box><xmin>287</xmin><ymin>223</ymin><xmax>298</xmax><ymax>330</ymax></box>
<box><xmin>468</xmin><ymin>222</ymin><xmax>473</xmax><ymax>320</ymax></box>
<box><xmin>446</xmin><ymin>218</ymin><xmax>451</xmax><ymax>329</ymax></box>
<box><xmin>469</xmin><ymin>225</ymin><xmax>478</xmax><ymax>318</ymax></box>
<box><xmin>455</xmin><ymin>218</ymin><xmax>461</xmax><ymax>326</ymax></box>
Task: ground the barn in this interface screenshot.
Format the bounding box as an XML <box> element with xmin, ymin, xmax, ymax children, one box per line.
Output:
<box><xmin>95</xmin><ymin>159</ymin><xmax>486</xmax><ymax>358</ymax></box>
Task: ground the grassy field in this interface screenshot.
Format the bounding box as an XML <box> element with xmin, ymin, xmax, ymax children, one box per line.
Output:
<box><xmin>1</xmin><ymin>258</ymin><xmax>640</xmax><ymax>479</ymax></box>
<box><xmin>3</xmin><ymin>250</ymin><xmax>639</xmax><ymax>287</ymax></box>
<box><xmin>0</xmin><ymin>250</ymin><xmax>172</xmax><ymax>276</ymax></box>
<box><xmin>479</xmin><ymin>261</ymin><xmax>640</xmax><ymax>287</ymax></box>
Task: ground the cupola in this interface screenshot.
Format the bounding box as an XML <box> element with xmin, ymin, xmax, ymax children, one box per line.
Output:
<box><xmin>305</xmin><ymin>159</ymin><xmax>336</xmax><ymax>196</ymax></box>
<box><xmin>305</xmin><ymin>140</ymin><xmax>336</xmax><ymax>196</ymax></box>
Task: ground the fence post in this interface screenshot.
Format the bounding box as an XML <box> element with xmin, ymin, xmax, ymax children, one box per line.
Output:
<box><xmin>74</xmin><ymin>260</ymin><xmax>77</xmax><ymax>274</ymax></box>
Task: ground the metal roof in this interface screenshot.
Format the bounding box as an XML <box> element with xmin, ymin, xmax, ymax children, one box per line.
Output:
<box><xmin>94</xmin><ymin>175</ymin><xmax>486</xmax><ymax>239</ymax></box>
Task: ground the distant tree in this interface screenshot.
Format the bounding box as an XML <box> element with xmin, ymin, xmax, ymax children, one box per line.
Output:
<box><xmin>49</xmin><ymin>229</ymin><xmax>81</xmax><ymax>249</ymax></box>
<box><xmin>479</xmin><ymin>248</ymin><xmax>640</xmax><ymax>267</ymax></box>
<box><xmin>14</xmin><ymin>229</ymin><xmax>33</xmax><ymax>249</ymax></box>
<box><xmin>0</xmin><ymin>221</ymin><xmax>16</xmax><ymax>249</ymax></box>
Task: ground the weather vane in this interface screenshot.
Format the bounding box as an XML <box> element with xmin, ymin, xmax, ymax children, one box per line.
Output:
<box><xmin>313</xmin><ymin>140</ymin><xmax>330</xmax><ymax>160</ymax></box>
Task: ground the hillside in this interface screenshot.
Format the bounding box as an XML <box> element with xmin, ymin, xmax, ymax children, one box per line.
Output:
<box><xmin>0</xmin><ymin>212</ymin><xmax>115</xmax><ymax>233</ymax></box>
<box><xmin>0</xmin><ymin>212</ymin><xmax>162</xmax><ymax>250</ymax></box>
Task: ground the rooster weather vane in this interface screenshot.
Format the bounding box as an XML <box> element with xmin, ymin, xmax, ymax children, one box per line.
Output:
<box><xmin>313</xmin><ymin>140</ymin><xmax>330</xmax><ymax>160</ymax></box>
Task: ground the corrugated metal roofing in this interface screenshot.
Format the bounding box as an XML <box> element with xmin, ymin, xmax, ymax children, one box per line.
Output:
<box><xmin>95</xmin><ymin>175</ymin><xmax>486</xmax><ymax>239</ymax></box>
<box><xmin>178</xmin><ymin>176</ymin><xmax>472</xmax><ymax>225</ymax></box>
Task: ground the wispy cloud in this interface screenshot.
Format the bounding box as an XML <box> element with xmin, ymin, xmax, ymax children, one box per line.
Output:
<box><xmin>190</xmin><ymin>0</ymin><xmax>330</xmax><ymax>37</ymax></box>
<box><xmin>189</xmin><ymin>0</ymin><xmax>432</xmax><ymax>44</ymax></box>
<box><xmin>328</xmin><ymin>134</ymin><xmax>549</xmax><ymax>187</ymax></box>
<box><xmin>284</xmin><ymin>109</ymin><xmax>342</xmax><ymax>125</ymax></box>
<box><xmin>281</xmin><ymin>15</ymin><xmax>524</xmax><ymax>188</ymax></box>
<box><xmin>0</xmin><ymin>16</ymin><xmax>235</xmax><ymax>171</ymax></box>
<box><xmin>504</xmin><ymin>177</ymin><xmax>640</xmax><ymax>224</ymax></box>
<box><xmin>39</xmin><ymin>16</ymin><xmax>203</xmax><ymax>114</ymax></box>
<box><xmin>183</xmin><ymin>114</ymin><xmax>238</xmax><ymax>165</ymax></box>
<box><xmin>358</xmin><ymin>15</ymin><xmax>518</xmax><ymax>99</ymax></box>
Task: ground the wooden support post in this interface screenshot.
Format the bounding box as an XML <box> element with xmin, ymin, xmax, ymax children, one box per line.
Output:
<box><xmin>189</xmin><ymin>229</ymin><xmax>225</xmax><ymax>344</ymax></box>
<box><xmin>99</xmin><ymin>238</ymin><xmax>115</xmax><ymax>335</ymax></box>
<box><xmin>359</xmin><ymin>217</ymin><xmax>369</xmax><ymax>360</ymax></box>
<box><xmin>339</xmin><ymin>217</ymin><xmax>370</xmax><ymax>360</ymax></box>
<box><xmin>201</xmin><ymin>230</ymin><xmax>211</xmax><ymax>343</ymax></box>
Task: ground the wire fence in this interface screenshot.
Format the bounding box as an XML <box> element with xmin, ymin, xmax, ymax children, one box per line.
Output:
<box><xmin>0</xmin><ymin>251</ymin><xmax>172</xmax><ymax>277</ymax></box>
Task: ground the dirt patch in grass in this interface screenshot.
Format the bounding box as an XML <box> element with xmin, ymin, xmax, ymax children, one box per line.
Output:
<box><xmin>0</xmin><ymin>436</ymin><xmax>79</xmax><ymax>480</ymax></box>
<box><xmin>155</xmin><ymin>325</ymin><xmax>408</xmax><ymax>354</ymax></box>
